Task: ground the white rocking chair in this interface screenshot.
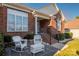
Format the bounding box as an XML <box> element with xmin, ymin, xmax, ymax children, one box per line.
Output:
<box><xmin>12</xmin><ymin>36</ymin><xmax>27</xmax><ymax>51</ymax></box>
<box><xmin>30</xmin><ymin>34</ymin><xmax>45</xmax><ymax>55</ymax></box>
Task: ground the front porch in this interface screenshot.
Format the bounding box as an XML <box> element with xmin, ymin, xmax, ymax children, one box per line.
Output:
<box><xmin>4</xmin><ymin>37</ymin><xmax>66</xmax><ymax>56</ymax></box>
<box><xmin>5</xmin><ymin>44</ymin><xmax>58</xmax><ymax>56</ymax></box>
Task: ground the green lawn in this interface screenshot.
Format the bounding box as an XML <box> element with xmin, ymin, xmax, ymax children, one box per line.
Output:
<box><xmin>54</xmin><ymin>39</ymin><xmax>79</xmax><ymax>56</ymax></box>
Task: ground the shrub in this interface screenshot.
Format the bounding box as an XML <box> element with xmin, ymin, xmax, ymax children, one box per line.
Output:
<box><xmin>0</xmin><ymin>33</ymin><xmax>4</xmax><ymax>56</ymax></box>
<box><xmin>56</xmin><ymin>33</ymin><xmax>65</xmax><ymax>41</ymax></box>
<box><xmin>4</xmin><ymin>35</ymin><xmax>12</xmax><ymax>42</ymax></box>
<box><xmin>24</xmin><ymin>32</ymin><xmax>34</xmax><ymax>39</ymax></box>
<box><xmin>4</xmin><ymin>35</ymin><xmax>12</xmax><ymax>47</ymax></box>
<box><xmin>64</xmin><ymin>32</ymin><xmax>73</xmax><ymax>39</ymax></box>
<box><xmin>0</xmin><ymin>33</ymin><xmax>4</xmax><ymax>43</ymax></box>
<box><xmin>0</xmin><ymin>44</ymin><xmax>4</xmax><ymax>56</ymax></box>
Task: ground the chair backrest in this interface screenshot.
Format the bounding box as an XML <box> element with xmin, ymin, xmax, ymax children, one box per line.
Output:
<box><xmin>12</xmin><ymin>36</ymin><xmax>22</xmax><ymax>42</ymax></box>
<box><xmin>34</xmin><ymin>35</ymin><xmax>42</xmax><ymax>44</ymax></box>
<box><xmin>12</xmin><ymin>36</ymin><xmax>22</xmax><ymax>47</ymax></box>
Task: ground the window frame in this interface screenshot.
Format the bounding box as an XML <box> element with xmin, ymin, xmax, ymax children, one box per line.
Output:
<box><xmin>7</xmin><ymin>8</ymin><xmax>28</xmax><ymax>32</ymax></box>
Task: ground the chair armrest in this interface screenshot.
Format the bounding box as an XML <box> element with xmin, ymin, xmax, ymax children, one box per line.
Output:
<box><xmin>21</xmin><ymin>39</ymin><xmax>27</xmax><ymax>44</ymax></box>
<box><xmin>21</xmin><ymin>39</ymin><xmax>27</xmax><ymax>42</ymax></box>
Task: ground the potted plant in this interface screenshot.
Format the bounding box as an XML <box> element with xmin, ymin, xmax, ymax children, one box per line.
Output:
<box><xmin>24</xmin><ymin>32</ymin><xmax>34</xmax><ymax>40</ymax></box>
<box><xmin>24</xmin><ymin>32</ymin><xmax>34</xmax><ymax>44</ymax></box>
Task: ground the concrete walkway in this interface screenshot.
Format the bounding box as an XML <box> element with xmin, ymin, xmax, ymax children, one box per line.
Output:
<box><xmin>59</xmin><ymin>39</ymin><xmax>71</xmax><ymax>44</ymax></box>
<box><xmin>51</xmin><ymin>43</ymin><xmax>65</xmax><ymax>50</ymax></box>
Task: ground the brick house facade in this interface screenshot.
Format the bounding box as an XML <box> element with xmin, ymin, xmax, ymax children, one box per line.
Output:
<box><xmin>0</xmin><ymin>3</ymin><xmax>64</xmax><ymax>44</ymax></box>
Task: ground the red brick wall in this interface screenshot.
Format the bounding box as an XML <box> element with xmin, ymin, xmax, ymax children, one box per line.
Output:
<box><xmin>48</xmin><ymin>17</ymin><xmax>56</xmax><ymax>29</ymax></box>
<box><xmin>0</xmin><ymin>6</ymin><xmax>4</xmax><ymax>32</ymax></box>
<box><xmin>39</xmin><ymin>19</ymin><xmax>59</xmax><ymax>35</ymax></box>
<box><xmin>0</xmin><ymin>6</ymin><xmax>35</xmax><ymax>38</ymax></box>
<box><xmin>39</xmin><ymin>19</ymin><xmax>58</xmax><ymax>44</ymax></box>
<box><xmin>40</xmin><ymin>19</ymin><xmax>49</xmax><ymax>33</ymax></box>
<box><xmin>49</xmin><ymin>17</ymin><xmax>64</xmax><ymax>33</ymax></box>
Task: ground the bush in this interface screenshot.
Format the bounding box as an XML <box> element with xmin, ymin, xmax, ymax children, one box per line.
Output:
<box><xmin>4</xmin><ymin>35</ymin><xmax>12</xmax><ymax>42</ymax></box>
<box><xmin>0</xmin><ymin>33</ymin><xmax>4</xmax><ymax>56</ymax></box>
<box><xmin>4</xmin><ymin>35</ymin><xmax>12</xmax><ymax>47</ymax></box>
<box><xmin>0</xmin><ymin>33</ymin><xmax>4</xmax><ymax>43</ymax></box>
<box><xmin>56</xmin><ymin>33</ymin><xmax>65</xmax><ymax>41</ymax></box>
<box><xmin>64</xmin><ymin>32</ymin><xmax>73</xmax><ymax>39</ymax></box>
<box><xmin>24</xmin><ymin>32</ymin><xmax>34</xmax><ymax>39</ymax></box>
<box><xmin>0</xmin><ymin>44</ymin><xmax>4</xmax><ymax>56</ymax></box>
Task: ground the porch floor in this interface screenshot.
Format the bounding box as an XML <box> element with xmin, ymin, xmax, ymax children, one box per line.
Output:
<box><xmin>5</xmin><ymin>45</ymin><xmax>59</xmax><ymax>56</ymax></box>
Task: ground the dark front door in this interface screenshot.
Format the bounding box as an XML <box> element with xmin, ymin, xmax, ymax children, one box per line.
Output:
<box><xmin>37</xmin><ymin>20</ymin><xmax>41</xmax><ymax>34</ymax></box>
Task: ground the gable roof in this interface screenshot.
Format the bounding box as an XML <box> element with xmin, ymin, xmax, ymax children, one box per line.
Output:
<box><xmin>37</xmin><ymin>4</ymin><xmax>57</xmax><ymax>16</ymax></box>
<box><xmin>65</xmin><ymin>19</ymin><xmax>79</xmax><ymax>29</ymax></box>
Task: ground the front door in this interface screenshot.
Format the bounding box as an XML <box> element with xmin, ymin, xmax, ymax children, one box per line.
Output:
<box><xmin>37</xmin><ymin>20</ymin><xmax>41</xmax><ymax>34</ymax></box>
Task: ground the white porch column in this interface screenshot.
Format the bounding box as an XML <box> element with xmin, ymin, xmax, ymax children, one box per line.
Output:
<box><xmin>34</xmin><ymin>15</ymin><xmax>38</xmax><ymax>34</ymax></box>
<box><xmin>32</xmin><ymin>11</ymin><xmax>38</xmax><ymax>34</ymax></box>
<box><xmin>32</xmin><ymin>11</ymin><xmax>42</xmax><ymax>45</ymax></box>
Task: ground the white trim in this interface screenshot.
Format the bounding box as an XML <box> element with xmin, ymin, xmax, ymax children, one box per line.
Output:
<box><xmin>22</xmin><ymin>16</ymin><xmax>23</xmax><ymax>32</ymax></box>
<box><xmin>7</xmin><ymin>8</ymin><xmax>28</xmax><ymax>17</ymax></box>
<box><xmin>15</xmin><ymin>15</ymin><xmax>16</xmax><ymax>31</ymax></box>
<box><xmin>35</xmin><ymin>15</ymin><xmax>38</xmax><ymax>34</ymax></box>
<box><xmin>3</xmin><ymin>3</ymin><xmax>32</xmax><ymax>13</ymax></box>
<box><xmin>36</xmin><ymin>14</ymin><xmax>50</xmax><ymax>19</ymax></box>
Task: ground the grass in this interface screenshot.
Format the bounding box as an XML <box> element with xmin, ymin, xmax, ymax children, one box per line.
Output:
<box><xmin>54</xmin><ymin>38</ymin><xmax>79</xmax><ymax>56</ymax></box>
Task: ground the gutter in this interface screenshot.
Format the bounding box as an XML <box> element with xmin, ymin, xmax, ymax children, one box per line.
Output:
<box><xmin>2</xmin><ymin>3</ymin><xmax>50</xmax><ymax>19</ymax></box>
